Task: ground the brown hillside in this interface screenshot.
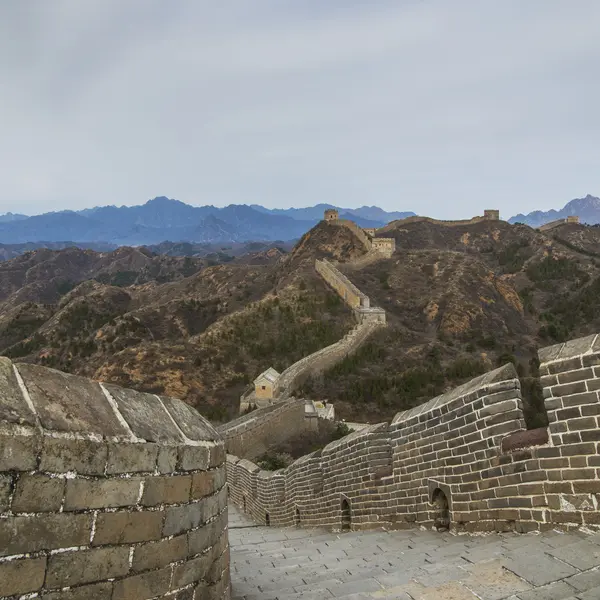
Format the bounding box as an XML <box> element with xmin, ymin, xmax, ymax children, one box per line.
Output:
<box><xmin>3</xmin><ymin>219</ymin><xmax>600</xmax><ymax>425</ymax></box>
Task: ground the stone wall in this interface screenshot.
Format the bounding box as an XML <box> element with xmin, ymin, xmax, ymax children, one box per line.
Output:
<box><xmin>539</xmin><ymin>216</ymin><xmax>581</xmax><ymax>231</ymax></box>
<box><xmin>226</xmin><ymin>334</ymin><xmax>600</xmax><ymax>533</ymax></box>
<box><xmin>328</xmin><ymin>219</ymin><xmax>372</xmax><ymax>251</ymax></box>
<box><xmin>218</xmin><ymin>399</ymin><xmax>306</xmax><ymax>460</ymax></box>
<box><xmin>315</xmin><ymin>258</ymin><xmax>369</xmax><ymax>309</ymax></box>
<box><xmin>275</xmin><ymin>320</ymin><xmax>383</xmax><ymax>397</ymax></box>
<box><xmin>0</xmin><ymin>358</ymin><xmax>229</xmax><ymax>600</ymax></box>
<box><xmin>385</xmin><ymin>215</ymin><xmax>488</xmax><ymax>228</ymax></box>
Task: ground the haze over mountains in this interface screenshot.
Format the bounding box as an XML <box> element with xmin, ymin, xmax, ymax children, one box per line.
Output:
<box><xmin>1</xmin><ymin>195</ymin><xmax>600</xmax><ymax>248</ymax></box>
<box><xmin>0</xmin><ymin>197</ymin><xmax>414</xmax><ymax>246</ymax></box>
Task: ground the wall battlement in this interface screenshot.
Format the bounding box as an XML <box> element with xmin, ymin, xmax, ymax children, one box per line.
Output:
<box><xmin>227</xmin><ymin>332</ymin><xmax>600</xmax><ymax>534</ymax></box>
<box><xmin>385</xmin><ymin>211</ymin><xmax>501</xmax><ymax>229</ymax></box>
<box><xmin>539</xmin><ymin>215</ymin><xmax>581</xmax><ymax>231</ymax></box>
<box><xmin>0</xmin><ymin>358</ymin><xmax>229</xmax><ymax>599</ymax></box>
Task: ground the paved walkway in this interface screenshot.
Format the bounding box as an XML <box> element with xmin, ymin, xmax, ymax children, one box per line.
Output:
<box><xmin>229</xmin><ymin>505</ymin><xmax>600</xmax><ymax>599</ymax></box>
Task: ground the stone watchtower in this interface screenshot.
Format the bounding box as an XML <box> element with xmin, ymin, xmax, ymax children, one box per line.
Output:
<box><xmin>324</xmin><ymin>209</ymin><xmax>339</xmax><ymax>221</ymax></box>
<box><xmin>484</xmin><ymin>210</ymin><xmax>500</xmax><ymax>220</ymax></box>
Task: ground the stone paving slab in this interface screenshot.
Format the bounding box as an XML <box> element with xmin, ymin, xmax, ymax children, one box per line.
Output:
<box><xmin>228</xmin><ymin>505</ymin><xmax>600</xmax><ymax>600</ymax></box>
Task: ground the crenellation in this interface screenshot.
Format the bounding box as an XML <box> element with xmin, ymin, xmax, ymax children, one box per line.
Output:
<box><xmin>226</xmin><ymin>343</ymin><xmax>600</xmax><ymax>535</ymax></box>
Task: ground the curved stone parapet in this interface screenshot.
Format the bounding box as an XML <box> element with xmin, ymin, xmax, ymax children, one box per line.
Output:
<box><xmin>0</xmin><ymin>358</ymin><xmax>229</xmax><ymax>599</ymax></box>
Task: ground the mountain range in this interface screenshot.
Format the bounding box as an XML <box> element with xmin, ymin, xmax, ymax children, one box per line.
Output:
<box><xmin>2</xmin><ymin>194</ymin><xmax>600</xmax><ymax>247</ymax></box>
<box><xmin>3</xmin><ymin>213</ymin><xmax>600</xmax><ymax>424</ymax></box>
<box><xmin>0</xmin><ymin>198</ymin><xmax>414</xmax><ymax>246</ymax></box>
<box><xmin>508</xmin><ymin>195</ymin><xmax>600</xmax><ymax>227</ymax></box>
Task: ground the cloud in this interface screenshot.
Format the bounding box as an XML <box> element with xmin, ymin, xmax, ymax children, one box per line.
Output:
<box><xmin>0</xmin><ymin>0</ymin><xmax>599</xmax><ymax>218</ymax></box>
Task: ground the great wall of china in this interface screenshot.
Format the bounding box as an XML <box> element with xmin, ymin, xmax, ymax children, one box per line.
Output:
<box><xmin>226</xmin><ymin>333</ymin><xmax>600</xmax><ymax>535</ymax></box>
<box><xmin>240</xmin><ymin>211</ymin><xmax>391</xmax><ymax>412</ymax></box>
<box><xmin>1</xmin><ymin>206</ymin><xmax>597</xmax><ymax>599</ymax></box>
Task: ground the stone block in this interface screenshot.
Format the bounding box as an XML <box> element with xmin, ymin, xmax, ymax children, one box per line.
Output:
<box><xmin>188</xmin><ymin>514</ymin><xmax>225</xmax><ymax>556</ymax></box>
<box><xmin>92</xmin><ymin>510</ymin><xmax>163</xmax><ymax>545</ymax></box>
<box><xmin>112</xmin><ymin>566</ymin><xmax>172</xmax><ymax>599</ymax></box>
<box><xmin>132</xmin><ymin>534</ymin><xmax>188</xmax><ymax>572</ymax></box>
<box><xmin>64</xmin><ymin>478</ymin><xmax>141</xmax><ymax>510</ymax></box>
<box><xmin>142</xmin><ymin>474</ymin><xmax>191</xmax><ymax>506</ymax></box>
<box><xmin>46</xmin><ymin>546</ymin><xmax>130</xmax><ymax>588</ymax></box>
<box><xmin>0</xmin><ymin>474</ymin><xmax>12</xmax><ymax>510</ymax></box>
<box><xmin>163</xmin><ymin>501</ymin><xmax>204</xmax><ymax>536</ymax></box>
<box><xmin>210</xmin><ymin>444</ymin><xmax>226</xmax><ymax>468</ymax></box>
<box><xmin>11</xmin><ymin>473</ymin><xmax>65</xmax><ymax>512</ymax></box>
<box><xmin>179</xmin><ymin>445</ymin><xmax>210</xmax><ymax>471</ymax></box>
<box><xmin>558</xmin><ymin>367</ymin><xmax>595</xmax><ymax>384</ymax></box>
<box><xmin>191</xmin><ymin>470</ymin><xmax>215</xmax><ymax>499</ymax></box>
<box><xmin>0</xmin><ymin>513</ymin><xmax>92</xmax><ymax>556</ymax></box>
<box><xmin>103</xmin><ymin>383</ymin><xmax>185</xmax><ymax>443</ymax></box>
<box><xmin>0</xmin><ymin>556</ymin><xmax>46</xmax><ymax>596</ymax></box>
<box><xmin>40</xmin><ymin>436</ymin><xmax>107</xmax><ymax>475</ymax></box>
<box><xmin>157</xmin><ymin>446</ymin><xmax>178</xmax><ymax>473</ymax></box>
<box><xmin>0</xmin><ymin>356</ymin><xmax>37</xmax><ymax>426</ymax></box>
<box><xmin>16</xmin><ymin>362</ymin><xmax>129</xmax><ymax>436</ymax></box>
<box><xmin>539</xmin><ymin>341</ymin><xmax>564</xmax><ymax>363</ymax></box>
<box><xmin>106</xmin><ymin>442</ymin><xmax>158</xmax><ymax>474</ymax></box>
<box><xmin>0</xmin><ymin>432</ymin><xmax>39</xmax><ymax>471</ymax></box>
<box><xmin>160</xmin><ymin>395</ymin><xmax>220</xmax><ymax>441</ymax></box>
<box><xmin>547</xmin><ymin>357</ymin><xmax>584</xmax><ymax>375</ymax></box>
<box><xmin>172</xmin><ymin>554</ymin><xmax>210</xmax><ymax>587</ymax></box>
<box><xmin>42</xmin><ymin>582</ymin><xmax>114</xmax><ymax>600</ymax></box>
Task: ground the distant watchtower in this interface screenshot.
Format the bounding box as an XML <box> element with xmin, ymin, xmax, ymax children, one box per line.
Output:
<box><xmin>484</xmin><ymin>210</ymin><xmax>500</xmax><ymax>220</ymax></box>
<box><xmin>324</xmin><ymin>209</ymin><xmax>339</xmax><ymax>221</ymax></box>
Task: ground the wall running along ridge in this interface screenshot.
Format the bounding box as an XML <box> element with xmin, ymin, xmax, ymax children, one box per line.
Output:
<box><xmin>538</xmin><ymin>216</ymin><xmax>581</xmax><ymax>231</ymax></box>
<box><xmin>315</xmin><ymin>258</ymin><xmax>369</xmax><ymax>309</ymax></box>
<box><xmin>382</xmin><ymin>214</ymin><xmax>499</xmax><ymax>230</ymax></box>
<box><xmin>227</xmin><ymin>333</ymin><xmax>600</xmax><ymax>533</ymax></box>
<box><xmin>240</xmin><ymin>258</ymin><xmax>385</xmax><ymax>412</ymax></box>
<box><xmin>0</xmin><ymin>357</ymin><xmax>229</xmax><ymax>600</ymax></box>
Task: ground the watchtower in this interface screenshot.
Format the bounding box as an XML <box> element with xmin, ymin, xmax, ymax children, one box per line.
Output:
<box><xmin>484</xmin><ymin>210</ymin><xmax>500</xmax><ymax>220</ymax></box>
<box><xmin>254</xmin><ymin>367</ymin><xmax>280</xmax><ymax>400</ymax></box>
<box><xmin>324</xmin><ymin>209</ymin><xmax>339</xmax><ymax>221</ymax></box>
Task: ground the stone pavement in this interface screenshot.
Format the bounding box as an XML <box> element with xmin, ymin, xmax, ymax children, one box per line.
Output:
<box><xmin>229</xmin><ymin>505</ymin><xmax>600</xmax><ymax>600</ymax></box>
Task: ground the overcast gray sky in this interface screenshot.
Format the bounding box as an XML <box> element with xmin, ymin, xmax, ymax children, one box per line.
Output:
<box><xmin>1</xmin><ymin>1</ymin><xmax>599</xmax><ymax>219</ymax></box>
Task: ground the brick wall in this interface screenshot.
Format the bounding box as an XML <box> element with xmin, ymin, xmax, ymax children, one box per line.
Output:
<box><xmin>218</xmin><ymin>399</ymin><xmax>306</xmax><ymax>460</ymax></box>
<box><xmin>0</xmin><ymin>358</ymin><xmax>229</xmax><ymax>600</ymax></box>
<box><xmin>315</xmin><ymin>258</ymin><xmax>369</xmax><ymax>309</ymax></box>
<box><xmin>539</xmin><ymin>217</ymin><xmax>581</xmax><ymax>231</ymax></box>
<box><xmin>276</xmin><ymin>320</ymin><xmax>383</xmax><ymax>395</ymax></box>
<box><xmin>226</xmin><ymin>339</ymin><xmax>600</xmax><ymax>534</ymax></box>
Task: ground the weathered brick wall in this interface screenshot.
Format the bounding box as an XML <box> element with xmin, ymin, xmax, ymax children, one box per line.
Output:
<box><xmin>0</xmin><ymin>358</ymin><xmax>229</xmax><ymax>600</ymax></box>
<box><xmin>536</xmin><ymin>335</ymin><xmax>600</xmax><ymax>529</ymax></box>
<box><xmin>275</xmin><ymin>319</ymin><xmax>383</xmax><ymax>395</ymax></box>
<box><xmin>315</xmin><ymin>258</ymin><xmax>369</xmax><ymax>309</ymax></box>
<box><xmin>389</xmin><ymin>365</ymin><xmax>527</xmax><ymax>533</ymax></box>
<box><xmin>226</xmin><ymin>346</ymin><xmax>600</xmax><ymax>534</ymax></box>
<box><xmin>218</xmin><ymin>398</ymin><xmax>306</xmax><ymax>460</ymax></box>
<box><xmin>538</xmin><ymin>217</ymin><xmax>580</xmax><ymax>231</ymax></box>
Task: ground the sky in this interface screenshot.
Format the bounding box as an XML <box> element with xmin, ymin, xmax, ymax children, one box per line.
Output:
<box><xmin>1</xmin><ymin>1</ymin><xmax>599</xmax><ymax>219</ymax></box>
